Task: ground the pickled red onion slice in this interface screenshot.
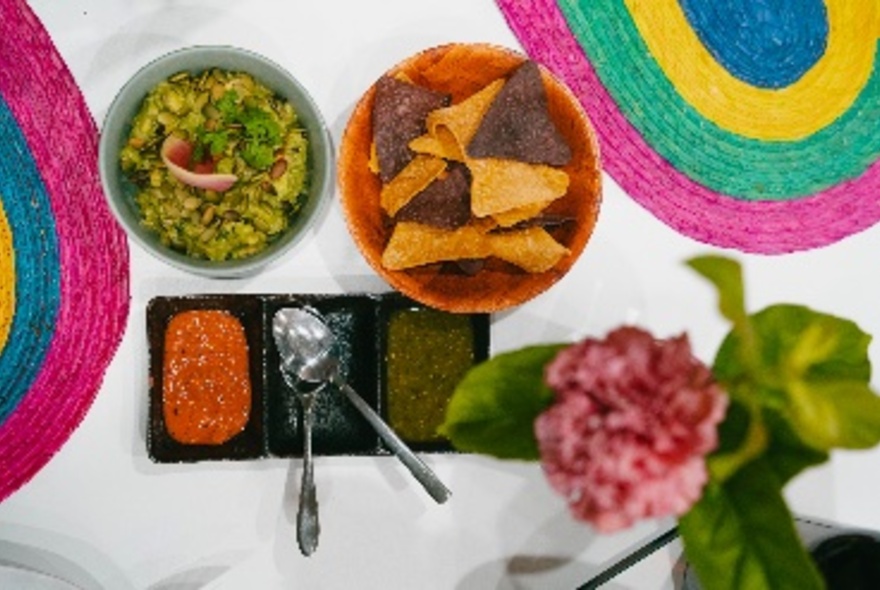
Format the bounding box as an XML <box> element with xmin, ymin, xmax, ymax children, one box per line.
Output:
<box><xmin>160</xmin><ymin>135</ymin><xmax>237</xmax><ymax>192</ymax></box>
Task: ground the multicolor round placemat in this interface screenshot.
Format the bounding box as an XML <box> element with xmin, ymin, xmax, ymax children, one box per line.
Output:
<box><xmin>0</xmin><ymin>0</ymin><xmax>129</xmax><ymax>501</ymax></box>
<box><xmin>496</xmin><ymin>0</ymin><xmax>880</xmax><ymax>253</ymax></box>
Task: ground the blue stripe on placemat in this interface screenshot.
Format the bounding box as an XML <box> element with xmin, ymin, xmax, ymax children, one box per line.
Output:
<box><xmin>0</xmin><ymin>93</ymin><xmax>60</xmax><ymax>425</ymax></box>
<box><xmin>679</xmin><ymin>0</ymin><xmax>828</xmax><ymax>89</ymax></box>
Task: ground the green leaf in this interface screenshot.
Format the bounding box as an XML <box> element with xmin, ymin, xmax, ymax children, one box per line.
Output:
<box><xmin>439</xmin><ymin>344</ymin><xmax>564</xmax><ymax>460</ymax></box>
<box><xmin>707</xmin><ymin>399</ymin><xmax>827</xmax><ymax>486</ymax></box>
<box><xmin>686</xmin><ymin>255</ymin><xmax>748</xmax><ymax>328</ymax></box>
<box><xmin>679</xmin><ymin>460</ymin><xmax>825</xmax><ymax>590</ymax></box>
<box><xmin>742</xmin><ymin>305</ymin><xmax>870</xmax><ymax>384</ymax></box>
<box><xmin>787</xmin><ymin>380</ymin><xmax>880</xmax><ymax>450</ymax></box>
<box><xmin>760</xmin><ymin>408</ymin><xmax>828</xmax><ymax>484</ymax></box>
<box><xmin>706</xmin><ymin>398</ymin><xmax>768</xmax><ymax>483</ymax></box>
<box><xmin>687</xmin><ymin>255</ymin><xmax>760</xmax><ymax>380</ymax></box>
<box><xmin>715</xmin><ymin>304</ymin><xmax>880</xmax><ymax>452</ymax></box>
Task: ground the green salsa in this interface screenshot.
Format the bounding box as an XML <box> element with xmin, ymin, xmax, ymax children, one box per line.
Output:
<box><xmin>120</xmin><ymin>68</ymin><xmax>309</xmax><ymax>261</ymax></box>
<box><xmin>385</xmin><ymin>308</ymin><xmax>475</xmax><ymax>443</ymax></box>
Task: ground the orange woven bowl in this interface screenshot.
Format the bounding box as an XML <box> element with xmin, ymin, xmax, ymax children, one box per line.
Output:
<box><xmin>338</xmin><ymin>43</ymin><xmax>602</xmax><ymax>313</ymax></box>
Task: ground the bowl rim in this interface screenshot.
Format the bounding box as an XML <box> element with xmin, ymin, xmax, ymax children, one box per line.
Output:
<box><xmin>98</xmin><ymin>44</ymin><xmax>334</xmax><ymax>278</ymax></box>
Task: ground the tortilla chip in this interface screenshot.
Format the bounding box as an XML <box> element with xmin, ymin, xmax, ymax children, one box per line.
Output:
<box><xmin>491</xmin><ymin>200</ymin><xmax>554</xmax><ymax>227</ymax></box>
<box><xmin>380</xmin><ymin>154</ymin><xmax>446</xmax><ymax>216</ymax></box>
<box><xmin>489</xmin><ymin>226</ymin><xmax>570</xmax><ymax>273</ymax></box>
<box><xmin>467</xmin><ymin>61</ymin><xmax>572</xmax><ymax>167</ymax></box>
<box><xmin>409</xmin><ymin>126</ymin><xmax>464</xmax><ymax>161</ymax></box>
<box><xmin>500</xmin><ymin>213</ymin><xmax>576</xmax><ymax>230</ymax></box>
<box><xmin>372</xmin><ymin>76</ymin><xmax>450</xmax><ymax>182</ymax></box>
<box><xmin>418</xmin><ymin>45</ymin><xmax>517</xmax><ymax>100</ymax></box>
<box><xmin>425</xmin><ymin>79</ymin><xmax>504</xmax><ymax>156</ymax></box>
<box><xmin>381</xmin><ymin>221</ymin><xmax>568</xmax><ymax>273</ymax></box>
<box><xmin>395</xmin><ymin>162</ymin><xmax>471</xmax><ymax>229</ymax></box>
<box><xmin>469</xmin><ymin>158</ymin><xmax>569</xmax><ymax>217</ymax></box>
<box><xmin>382</xmin><ymin>222</ymin><xmax>491</xmax><ymax>270</ymax></box>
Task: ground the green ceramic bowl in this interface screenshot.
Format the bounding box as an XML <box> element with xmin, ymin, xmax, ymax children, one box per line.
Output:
<box><xmin>98</xmin><ymin>46</ymin><xmax>333</xmax><ymax>278</ymax></box>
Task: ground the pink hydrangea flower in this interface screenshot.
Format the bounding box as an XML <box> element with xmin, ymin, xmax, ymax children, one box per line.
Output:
<box><xmin>535</xmin><ymin>326</ymin><xmax>727</xmax><ymax>533</ymax></box>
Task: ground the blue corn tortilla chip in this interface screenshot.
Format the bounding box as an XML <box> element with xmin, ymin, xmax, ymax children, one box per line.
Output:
<box><xmin>372</xmin><ymin>76</ymin><xmax>450</xmax><ymax>183</ymax></box>
<box><xmin>394</xmin><ymin>162</ymin><xmax>472</xmax><ymax>229</ymax></box>
<box><xmin>466</xmin><ymin>61</ymin><xmax>572</xmax><ymax>166</ymax></box>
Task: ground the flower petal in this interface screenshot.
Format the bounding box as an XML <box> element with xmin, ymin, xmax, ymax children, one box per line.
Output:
<box><xmin>537</xmin><ymin>326</ymin><xmax>728</xmax><ymax>532</ymax></box>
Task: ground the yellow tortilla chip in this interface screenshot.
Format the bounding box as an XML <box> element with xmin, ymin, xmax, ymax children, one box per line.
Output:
<box><xmin>382</xmin><ymin>222</ymin><xmax>491</xmax><ymax>270</ymax></box>
<box><xmin>426</xmin><ymin>79</ymin><xmax>504</xmax><ymax>155</ymax></box>
<box><xmin>469</xmin><ymin>158</ymin><xmax>569</xmax><ymax>217</ymax></box>
<box><xmin>489</xmin><ymin>227</ymin><xmax>570</xmax><ymax>272</ymax></box>
<box><xmin>418</xmin><ymin>45</ymin><xmax>516</xmax><ymax>99</ymax></box>
<box><xmin>408</xmin><ymin>125</ymin><xmax>465</xmax><ymax>161</ymax></box>
<box><xmin>408</xmin><ymin>134</ymin><xmax>445</xmax><ymax>158</ymax></box>
<box><xmin>380</xmin><ymin>154</ymin><xmax>447</xmax><ymax>216</ymax></box>
<box><xmin>491</xmin><ymin>200</ymin><xmax>554</xmax><ymax>227</ymax></box>
<box><xmin>381</xmin><ymin>221</ymin><xmax>568</xmax><ymax>273</ymax></box>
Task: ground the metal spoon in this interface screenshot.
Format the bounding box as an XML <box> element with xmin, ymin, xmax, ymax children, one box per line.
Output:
<box><xmin>272</xmin><ymin>309</ymin><xmax>328</xmax><ymax>556</ymax></box>
<box><xmin>287</xmin><ymin>306</ymin><xmax>452</xmax><ymax>505</ymax></box>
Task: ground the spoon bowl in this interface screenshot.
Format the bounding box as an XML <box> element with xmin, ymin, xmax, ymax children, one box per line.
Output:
<box><xmin>272</xmin><ymin>308</ymin><xmax>334</xmax><ymax>377</ymax></box>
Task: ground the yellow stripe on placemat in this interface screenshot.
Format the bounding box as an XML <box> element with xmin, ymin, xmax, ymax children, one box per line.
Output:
<box><xmin>0</xmin><ymin>197</ymin><xmax>14</xmax><ymax>351</ymax></box>
<box><xmin>626</xmin><ymin>0</ymin><xmax>880</xmax><ymax>141</ymax></box>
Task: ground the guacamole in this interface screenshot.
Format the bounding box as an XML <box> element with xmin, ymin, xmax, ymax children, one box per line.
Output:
<box><xmin>120</xmin><ymin>69</ymin><xmax>309</xmax><ymax>261</ymax></box>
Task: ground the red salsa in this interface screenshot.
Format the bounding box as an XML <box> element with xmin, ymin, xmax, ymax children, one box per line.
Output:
<box><xmin>162</xmin><ymin>309</ymin><xmax>251</xmax><ymax>445</ymax></box>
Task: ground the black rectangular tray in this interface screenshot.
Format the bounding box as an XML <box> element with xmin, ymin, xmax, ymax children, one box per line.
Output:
<box><xmin>146</xmin><ymin>292</ymin><xmax>490</xmax><ymax>463</ymax></box>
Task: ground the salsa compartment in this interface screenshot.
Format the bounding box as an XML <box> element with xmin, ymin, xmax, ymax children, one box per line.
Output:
<box><xmin>146</xmin><ymin>294</ymin><xmax>265</xmax><ymax>463</ymax></box>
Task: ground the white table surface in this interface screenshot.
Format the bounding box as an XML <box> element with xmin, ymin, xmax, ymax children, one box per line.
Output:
<box><xmin>3</xmin><ymin>1</ymin><xmax>880</xmax><ymax>588</ymax></box>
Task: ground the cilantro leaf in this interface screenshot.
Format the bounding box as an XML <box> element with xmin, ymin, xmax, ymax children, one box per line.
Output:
<box><xmin>241</xmin><ymin>141</ymin><xmax>275</xmax><ymax>170</ymax></box>
<box><xmin>239</xmin><ymin>106</ymin><xmax>281</xmax><ymax>169</ymax></box>
<box><xmin>241</xmin><ymin>106</ymin><xmax>280</xmax><ymax>144</ymax></box>
<box><xmin>215</xmin><ymin>90</ymin><xmax>239</xmax><ymax>120</ymax></box>
<box><xmin>203</xmin><ymin>128</ymin><xmax>229</xmax><ymax>157</ymax></box>
<box><xmin>197</xmin><ymin>89</ymin><xmax>283</xmax><ymax>171</ymax></box>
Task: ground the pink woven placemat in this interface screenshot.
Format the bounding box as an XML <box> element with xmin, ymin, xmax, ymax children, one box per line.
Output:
<box><xmin>0</xmin><ymin>0</ymin><xmax>130</xmax><ymax>501</ymax></box>
<box><xmin>496</xmin><ymin>0</ymin><xmax>880</xmax><ymax>253</ymax></box>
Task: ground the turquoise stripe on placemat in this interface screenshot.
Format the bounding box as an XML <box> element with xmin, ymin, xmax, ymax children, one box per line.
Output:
<box><xmin>0</xmin><ymin>94</ymin><xmax>60</xmax><ymax>425</ymax></box>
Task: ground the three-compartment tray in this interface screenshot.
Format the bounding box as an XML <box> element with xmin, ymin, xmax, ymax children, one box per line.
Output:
<box><xmin>146</xmin><ymin>292</ymin><xmax>490</xmax><ymax>463</ymax></box>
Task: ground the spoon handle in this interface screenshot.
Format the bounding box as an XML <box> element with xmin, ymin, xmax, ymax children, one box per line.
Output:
<box><xmin>335</xmin><ymin>380</ymin><xmax>452</xmax><ymax>504</ymax></box>
<box><xmin>297</xmin><ymin>393</ymin><xmax>320</xmax><ymax>556</ymax></box>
